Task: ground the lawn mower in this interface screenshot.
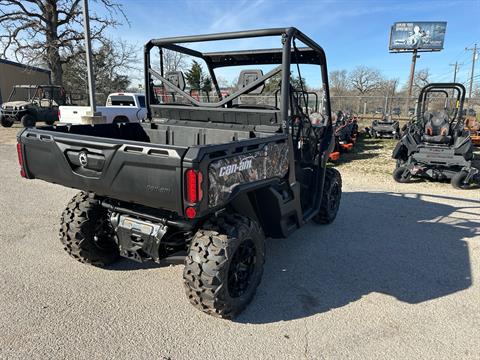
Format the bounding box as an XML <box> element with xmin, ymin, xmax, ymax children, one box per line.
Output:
<box><xmin>392</xmin><ymin>83</ymin><xmax>479</xmax><ymax>189</ymax></box>
<box><xmin>335</xmin><ymin>110</ymin><xmax>358</xmax><ymax>151</ymax></box>
<box><xmin>367</xmin><ymin>111</ymin><xmax>400</xmax><ymax>139</ymax></box>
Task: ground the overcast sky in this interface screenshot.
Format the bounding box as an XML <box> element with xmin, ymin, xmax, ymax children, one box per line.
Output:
<box><xmin>100</xmin><ymin>0</ymin><xmax>480</xmax><ymax>88</ymax></box>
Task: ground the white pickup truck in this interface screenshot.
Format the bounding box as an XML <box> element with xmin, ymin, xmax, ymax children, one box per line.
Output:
<box><xmin>58</xmin><ymin>93</ymin><xmax>147</xmax><ymax>124</ymax></box>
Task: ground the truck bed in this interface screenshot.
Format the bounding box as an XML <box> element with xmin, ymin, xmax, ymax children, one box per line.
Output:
<box><xmin>18</xmin><ymin>122</ymin><xmax>286</xmax><ymax>215</ymax></box>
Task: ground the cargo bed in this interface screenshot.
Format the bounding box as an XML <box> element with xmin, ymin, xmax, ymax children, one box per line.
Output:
<box><xmin>18</xmin><ymin>122</ymin><xmax>285</xmax><ymax>215</ymax></box>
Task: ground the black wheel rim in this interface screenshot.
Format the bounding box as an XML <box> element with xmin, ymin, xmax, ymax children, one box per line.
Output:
<box><xmin>92</xmin><ymin>217</ymin><xmax>117</xmax><ymax>252</ymax></box>
<box><xmin>228</xmin><ymin>239</ymin><xmax>256</xmax><ymax>298</ymax></box>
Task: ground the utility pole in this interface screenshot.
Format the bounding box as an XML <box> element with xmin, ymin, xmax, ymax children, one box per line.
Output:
<box><xmin>449</xmin><ymin>61</ymin><xmax>462</xmax><ymax>83</ymax></box>
<box><xmin>465</xmin><ymin>44</ymin><xmax>477</xmax><ymax>98</ymax></box>
<box><xmin>405</xmin><ymin>49</ymin><xmax>420</xmax><ymax>113</ymax></box>
<box><xmin>82</xmin><ymin>0</ymin><xmax>97</xmax><ymax>114</ymax></box>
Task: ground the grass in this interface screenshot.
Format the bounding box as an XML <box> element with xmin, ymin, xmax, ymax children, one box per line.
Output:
<box><xmin>333</xmin><ymin>135</ymin><xmax>398</xmax><ymax>176</ymax></box>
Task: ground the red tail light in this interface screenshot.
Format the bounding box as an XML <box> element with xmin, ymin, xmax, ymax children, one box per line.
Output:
<box><xmin>185</xmin><ymin>169</ymin><xmax>203</xmax><ymax>203</ymax></box>
<box><xmin>16</xmin><ymin>142</ymin><xmax>26</xmax><ymax>178</ymax></box>
<box><xmin>58</xmin><ymin>109</ymin><xmax>61</xmax><ymax>120</ymax></box>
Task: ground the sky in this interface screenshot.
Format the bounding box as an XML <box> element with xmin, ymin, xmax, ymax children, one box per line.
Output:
<box><xmin>97</xmin><ymin>0</ymin><xmax>480</xmax><ymax>89</ymax></box>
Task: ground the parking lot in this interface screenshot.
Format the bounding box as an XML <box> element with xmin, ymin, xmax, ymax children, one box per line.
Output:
<box><xmin>0</xmin><ymin>125</ymin><xmax>479</xmax><ymax>359</ymax></box>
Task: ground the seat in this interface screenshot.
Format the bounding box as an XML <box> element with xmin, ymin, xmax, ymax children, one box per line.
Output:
<box><xmin>422</xmin><ymin>111</ymin><xmax>451</xmax><ymax>144</ymax></box>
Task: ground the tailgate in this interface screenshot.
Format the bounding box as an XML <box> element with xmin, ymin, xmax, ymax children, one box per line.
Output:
<box><xmin>19</xmin><ymin>129</ymin><xmax>187</xmax><ymax>213</ymax></box>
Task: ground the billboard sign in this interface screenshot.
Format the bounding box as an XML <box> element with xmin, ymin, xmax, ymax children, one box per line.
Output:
<box><xmin>389</xmin><ymin>22</ymin><xmax>447</xmax><ymax>52</ymax></box>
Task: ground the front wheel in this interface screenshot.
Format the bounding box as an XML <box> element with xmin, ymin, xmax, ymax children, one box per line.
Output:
<box><xmin>59</xmin><ymin>192</ymin><xmax>120</xmax><ymax>267</ymax></box>
<box><xmin>313</xmin><ymin>167</ymin><xmax>342</xmax><ymax>224</ymax></box>
<box><xmin>20</xmin><ymin>114</ymin><xmax>35</xmax><ymax>127</ymax></box>
<box><xmin>393</xmin><ymin>166</ymin><xmax>412</xmax><ymax>183</ymax></box>
<box><xmin>451</xmin><ymin>170</ymin><xmax>476</xmax><ymax>190</ymax></box>
<box><xmin>0</xmin><ymin>116</ymin><xmax>13</xmax><ymax>127</ymax></box>
<box><xmin>183</xmin><ymin>213</ymin><xmax>265</xmax><ymax>319</ymax></box>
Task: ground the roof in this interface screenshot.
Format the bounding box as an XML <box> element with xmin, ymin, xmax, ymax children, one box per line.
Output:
<box><xmin>109</xmin><ymin>92</ymin><xmax>145</xmax><ymax>96</ymax></box>
<box><xmin>148</xmin><ymin>27</ymin><xmax>326</xmax><ymax>68</ymax></box>
<box><xmin>203</xmin><ymin>47</ymin><xmax>323</xmax><ymax>68</ymax></box>
<box><xmin>0</xmin><ymin>59</ymin><xmax>50</xmax><ymax>74</ymax></box>
<box><xmin>12</xmin><ymin>84</ymin><xmax>60</xmax><ymax>88</ymax></box>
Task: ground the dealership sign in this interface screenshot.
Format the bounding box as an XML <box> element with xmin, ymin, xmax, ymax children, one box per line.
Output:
<box><xmin>389</xmin><ymin>22</ymin><xmax>447</xmax><ymax>52</ymax></box>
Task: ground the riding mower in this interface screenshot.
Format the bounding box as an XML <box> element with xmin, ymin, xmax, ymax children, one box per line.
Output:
<box><xmin>392</xmin><ymin>83</ymin><xmax>479</xmax><ymax>189</ymax></box>
<box><xmin>325</xmin><ymin>111</ymin><xmax>358</xmax><ymax>162</ymax></box>
<box><xmin>465</xmin><ymin>109</ymin><xmax>480</xmax><ymax>146</ymax></box>
<box><xmin>367</xmin><ymin>111</ymin><xmax>400</xmax><ymax>139</ymax></box>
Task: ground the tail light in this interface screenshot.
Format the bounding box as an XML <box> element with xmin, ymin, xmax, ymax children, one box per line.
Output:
<box><xmin>58</xmin><ymin>109</ymin><xmax>61</xmax><ymax>120</ymax></box>
<box><xmin>16</xmin><ymin>142</ymin><xmax>26</xmax><ymax>178</ymax></box>
<box><xmin>185</xmin><ymin>169</ymin><xmax>203</xmax><ymax>219</ymax></box>
<box><xmin>185</xmin><ymin>169</ymin><xmax>203</xmax><ymax>203</ymax></box>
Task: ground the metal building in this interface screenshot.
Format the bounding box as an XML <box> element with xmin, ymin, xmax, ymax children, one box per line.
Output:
<box><xmin>0</xmin><ymin>59</ymin><xmax>51</xmax><ymax>104</ymax></box>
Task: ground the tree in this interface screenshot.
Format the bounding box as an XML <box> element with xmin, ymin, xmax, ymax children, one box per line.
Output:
<box><xmin>185</xmin><ymin>60</ymin><xmax>211</xmax><ymax>92</ymax></box>
<box><xmin>349</xmin><ymin>66</ymin><xmax>383</xmax><ymax>95</ymax></box>
<box><xmin>161</xmin><ymin>49</ymin><xmax>187</xmax><ymax>73</ymax></box>
<box><xmin>291</xmin><ymin>75</ymin><xmax>308</xmax><ymax>91</ymax></box>
<box><xmin>62</xmin><ymin>38</ymin><xmax>139</xmax><ymax>104</ymax></box>
<box><xmin>0</xmin><ymin>0</ymin><xmax>127</xmax><ymax>85</ymax></box>
<box><xmin>413</xmin><ymin>68</ymin><xmax>430</xmax><ymax>93</ymax></box>
<box><xmin>329</xmin><ymin>70</ymin><xmax>350</xmax><ymax>96</ymax></box>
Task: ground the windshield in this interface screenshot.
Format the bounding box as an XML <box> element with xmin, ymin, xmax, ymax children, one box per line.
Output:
<box><xmin>8</xmin><ymin>87</ymin><xmax>37</xmax><ymax>102</ymax></box>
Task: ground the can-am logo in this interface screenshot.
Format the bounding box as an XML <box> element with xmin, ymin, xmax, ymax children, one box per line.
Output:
<box><xmin>219</xmin><ymin>157</ymin><xmax>253</xmax><ymax>176</ymax></box>
<box><xmin>78</xmin><ymin>151</ymin><xmax>88</xmax><ymax>167</ymax></box>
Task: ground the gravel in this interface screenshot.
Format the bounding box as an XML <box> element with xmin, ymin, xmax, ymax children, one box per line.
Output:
<box><xmin>0</xmin><ymin>126</ymin><xmax>479</xmax><ymax>359</ymax></box>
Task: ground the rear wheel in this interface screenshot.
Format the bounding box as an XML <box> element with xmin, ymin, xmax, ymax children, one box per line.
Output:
<box><xmin>313</xmin><ymin>167</ymin><xmax>342</xmax><ymax>224</ymax></box>
<box><xmin>451</xmin><ymin>170</ymin><xmax>474</xmax><ymax>190</ymax></box>
<box><xmin>393</xmin><ymin>166</ymin><xmax>412</xmax><ymax>183</ymax></box>
<box><xmin>20</xmin><ymin>114</ymin><xmax>35</xmax><ymax>127</ymax></box>
<box><xmin>112</xmin><ymin>116</ymin><xmax>129</xmax><ymax>124</ymax></box>
<box><xmin>0</xmin><ymin>116</ymin><xmax>13</xmax><ymax>127</ymax></box>
<box><xmin>59</xmin><ymin>192</ymin><xmax>119</xmax><ymax>267</ymax></box>
<box><xmin>183</xmin><ymin>213</ymin><xmax>265</xmax><ymax>319</ymax></box>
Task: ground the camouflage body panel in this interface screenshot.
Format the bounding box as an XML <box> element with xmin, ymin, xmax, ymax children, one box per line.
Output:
<box><xmin>208</xmin><ymin>141</ymin><xmax>289</xmax><ymax>207</ymax></box>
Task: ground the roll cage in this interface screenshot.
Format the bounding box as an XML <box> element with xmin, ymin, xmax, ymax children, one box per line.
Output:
<box><xmin>143</xmin><ymin>27</ymin><xmax>332</xmax><ymax>134</ymax></box>
<box><xmin>416</xmin><ymin>83</ymin><xmax>466</xmax><ymax>130</ymax></box>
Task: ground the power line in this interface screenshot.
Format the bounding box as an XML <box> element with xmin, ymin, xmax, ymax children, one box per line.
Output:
<box><xmin>449</xmin><ymin>62</ymin><xmax>463</xmax><ymax>83</ymax></box>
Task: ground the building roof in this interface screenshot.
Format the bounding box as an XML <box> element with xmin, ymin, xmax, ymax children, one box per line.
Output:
<box><xmin>0</xmin><ymin>59</ymin><xmax>50</xmax><ymax>74</ymax></box>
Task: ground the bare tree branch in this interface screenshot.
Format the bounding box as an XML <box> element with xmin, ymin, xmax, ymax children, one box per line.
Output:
<box><xmin>0</xmin><ymin>0</ymin><xmax>129</xmax><ymax>85</ymax></box>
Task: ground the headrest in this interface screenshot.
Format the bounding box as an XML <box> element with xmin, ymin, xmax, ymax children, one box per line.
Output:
<box><xmin>237</xmin><ymin>69</ymin><xmax>264</xmax><ymax>94</ymax></box>
<box><xmin>164</xmin><ymin>71</ymin><xmax>186</xmax><ymax>91</ymax></box>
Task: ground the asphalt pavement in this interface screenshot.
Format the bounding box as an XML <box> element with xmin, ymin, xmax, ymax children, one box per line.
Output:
<box><xmin>0</xmin><ymin>127</ymin><xmax>479</xmax><ymax>359</ymax></box>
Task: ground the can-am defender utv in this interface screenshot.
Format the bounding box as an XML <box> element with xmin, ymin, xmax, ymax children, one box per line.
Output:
<box><xmin>16</xmin><ymin>28</ymin><xmax>342</xmax><ymax>319</ymax></box>
<box><xmin>392</xmin><ymin>83</ymin><xmax>479</xmax><ymax>189</ymax></box>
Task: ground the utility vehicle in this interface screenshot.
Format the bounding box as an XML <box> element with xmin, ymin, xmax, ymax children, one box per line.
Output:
<box><xmin>392</xmin><ymin>83</ymin><xmax>479</xmax><ymax>189</ymax></box>
<box><xmin>16</xmin><ymin>28</ymin><xmax>342</xmax><ymax>318</ymax></box>
<box><xmin>1</xmin><ymin>85</ymin><xmax>67</xmax><ymax>127</ymax></box>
